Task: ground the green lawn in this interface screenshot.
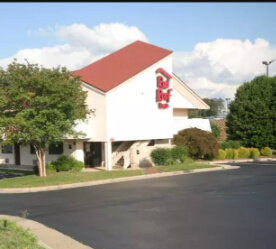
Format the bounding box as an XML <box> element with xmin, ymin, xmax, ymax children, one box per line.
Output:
<box><xmin>0</xmin><ymin>219</ymin><xmax>44</xmax><ymax>249</ymax></box>
<box><xmin>0</xmin><ymin>170</ymin><xmax>144</xmax><ymax>188</ymax></box>
<box><xmin>0</xmin><ymin>162</ymin><xmax>218</xmax><ymax>189</ymax></box>
<box><xmin>156</xmin><ymin>162</ymin><xmax>218</xmax><ymax>172</ymax></box>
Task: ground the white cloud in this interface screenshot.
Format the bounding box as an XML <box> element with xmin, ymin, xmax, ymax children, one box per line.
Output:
<box><xmin>1</xmin><ymin>24</ymin><xmax>276</xmax><ymax>101</ymax></box>
<box><xmin>173</xmin><ymin>38</ymin><xmax>276</xmax><ymax>100</ymax></box>
<box><xmin>0</xmin><ymin>23</ymin><xmax>148</xmax><ymax>70</ymax></box>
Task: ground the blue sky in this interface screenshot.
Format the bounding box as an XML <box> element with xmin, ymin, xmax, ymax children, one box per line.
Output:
<box><xmin>1</xmin><ymin>2</ymin><xmax>276</xmax><ymax>99</ymax></box>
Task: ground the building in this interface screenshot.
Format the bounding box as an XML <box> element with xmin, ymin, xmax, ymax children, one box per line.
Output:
<box><xmin>0</xmin><ymin>41</ymin><xmax>210</xmax><ymax>170</ymax></box>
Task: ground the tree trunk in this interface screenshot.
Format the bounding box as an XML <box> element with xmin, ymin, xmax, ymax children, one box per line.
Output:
<box><xmin>34</xmin><ymin>146</ymin><xmax>47</xmax><ymax>177</ymax></box>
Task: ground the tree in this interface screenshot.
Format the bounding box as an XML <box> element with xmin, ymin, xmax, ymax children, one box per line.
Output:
<box><xmin>211</xmin><ymin>122</ymin><xmax>221</xmax><ymax>139</ymax></box>
<box><xmin>189</xmin><ymin>98</ymin><xmax>225</xmax><ymax>118</ymax></box>
<box><xmin>226</xmin><ymin>76</ymin><xmax>276</xmax><ymax>149</ymax></box>
<box><xmin>0</xmin><ymin>60</ymin><xmax>89</xmax><ymax>177</ymax></box>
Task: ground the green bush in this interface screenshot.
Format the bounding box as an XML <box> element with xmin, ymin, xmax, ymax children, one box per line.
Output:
<box><xmin>46</xmin><ymin>162</ymin><xmax>57</xmax><ymax>174</ymax></box>
<box><xmin>217</xmin><ymin>149</ymin><xmax>226</xmax><ymax>160</ymax></box>
<box><xmin>173</xmin><ymin>128</ymin><xmax>218</xmax><ymax>160</ymax></box>
<box><xmin>33</xmin><ymin>162</ymin><xmax>57</xmax><ymax>175</ymax></box>
<box><xmin>53</xmin><ymin>155</ymin><xmax>83</xmax><ymax>172</ymax></box>
<box><xmin>219</xmin><ymin>140</ymin><xmax>242</xmax><ymax>149</ymax></box>
<box><xmin>238</xmin><ymin>147</ymin><xmax>251</xmax><ymax>158</ymax></box>
<box><xmin>171</xmin><ymin>147</ymin><xmax>188</xmax><ymax>163</ymax></box>
<box><xmin>225</xmin><ymin>148</ymin><xmax>235</xmax><ymax>159</ymax></box>
<box><xmin>233</xmin><ymin>149</ymin><xmax>239</xmax><ymax>159</ymax></box>
<box><xmin>150</xmin><ymin>148</ymin><xmax>172</xmax><ymax>166</ymax></box>
<box><xmin>250</xmin><ymin>148</ymin><xmax>260</xmax><ymax>158</ymax></box>
<box><xmin>181</xmin><ymin>156</ymin><xmax>194</xmax><ymax>164</ymax></box>
<box><xmin>260</xmin><ymin>147</ymin><xmax>273</xmax><ymax>156</ymax></box>
<box><xmin>211</xmin><ymin>123</ymin><xmax>221</xmax><ymax>139</ymax></box>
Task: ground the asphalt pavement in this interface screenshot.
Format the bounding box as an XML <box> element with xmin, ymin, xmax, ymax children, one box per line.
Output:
<box><xmin>1</xmin><ymin>161</ymin><xmax>276</xmax><ymax>249</ymax></box>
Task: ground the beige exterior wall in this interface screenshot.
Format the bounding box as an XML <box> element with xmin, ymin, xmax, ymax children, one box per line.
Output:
<box><xmin>0</xmin><ymin>140</ymin><xmax>85</xmax><ymax>166</ymax></box>
<box><xmin>80</xmin><ymin>84</ymin><xmax>107</xmax><ymax>141</ymax></box>
<box><xmin>130</xmin><ymin>139</ymin><xmax>174</xmax><ymax>168</ymax></box>
<box><xmin>173</xmin><ymin>108</ymin><xmax>188</xmax><ymax>117</ymax></box>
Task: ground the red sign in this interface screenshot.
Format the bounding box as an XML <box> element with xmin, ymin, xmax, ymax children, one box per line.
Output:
<box><xmin>156</xmin><ymin>68</ymin><xmax>172</xmax><ymax>109</ymax></box>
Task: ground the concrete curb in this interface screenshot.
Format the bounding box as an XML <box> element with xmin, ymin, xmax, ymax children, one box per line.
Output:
<box><xmin>211</xmin><ymin>157</ymin><xmax>276</xmax><ymax>164</ymax></box>
<box><xmin>0</xmin><ymin>165</ymin><xmax>239</xmax><ymax>194</ymax></box>
<box><xmin>0</xmin><ymin>215</ymin><xmax>93</xmax><ymax>249</ymax></box>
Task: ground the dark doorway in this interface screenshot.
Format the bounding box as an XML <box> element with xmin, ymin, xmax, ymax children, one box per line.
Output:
<box><xmin>14</xmin><ymin>143</ymin><xmax>21</xmax><ymax>165</ymax></box>
<box><xmin>84</xmin><ymin>142</ymin><xmax>102</xmax><ymax>167</ymax></box>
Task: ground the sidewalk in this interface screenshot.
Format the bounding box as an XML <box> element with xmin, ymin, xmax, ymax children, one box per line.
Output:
<box><xmin>0</xmin><ymin>214</ymin><xmax>93</xmax><ymax>249</ymax></box>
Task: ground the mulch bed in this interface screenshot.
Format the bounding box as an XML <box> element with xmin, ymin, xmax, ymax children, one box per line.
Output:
<box><xmin>143</xmin><ymin>168</ymin><xmax>159</xmax><ymax>174</ymax></box>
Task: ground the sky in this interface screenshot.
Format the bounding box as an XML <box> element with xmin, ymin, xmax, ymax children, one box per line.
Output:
<box><xmin>1</xmin><ymin>2</ymin><xmax>276</xmax><ymax>102</ymax></box>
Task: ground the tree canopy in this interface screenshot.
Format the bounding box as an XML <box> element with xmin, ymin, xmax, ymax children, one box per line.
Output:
<box><xmin>226</xmin><ymin>76</ymin><xmax>276</xmax><ymax>149</ymax></box>
<box><xmin>0</xmin><ymin>60</ymin><xmax>89</xmax><ymax>176</ymax></box>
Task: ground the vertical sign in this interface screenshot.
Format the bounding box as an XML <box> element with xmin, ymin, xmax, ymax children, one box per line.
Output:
<box><xmin>156</xmin><ymin>68</ymin><xmax>173</xmax><ymax>109</ymax></box>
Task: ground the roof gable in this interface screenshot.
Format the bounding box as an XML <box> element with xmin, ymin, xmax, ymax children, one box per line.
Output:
<box><xmin>172</xmin><ymin>74</ymin><xmax>210</xmax><ymax>110</ymax></box>
<box><xmin>72</xmin><ymin>41</ymin><xmax>172</xmax><ymax>92</ymax></box>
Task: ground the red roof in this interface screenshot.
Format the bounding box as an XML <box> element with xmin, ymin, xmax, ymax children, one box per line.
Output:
<box><xmin>71</xmin><ymin>40</ymin><xmax>173</xmax><ymax>92</ymax></box>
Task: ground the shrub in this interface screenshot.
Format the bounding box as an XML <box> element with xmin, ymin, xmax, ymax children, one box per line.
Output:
<box><xmin>54</xmin><ymin>155</ymin><xmax>83</xmax><ymax>172</ymax></box>
<box><xmin>150</xmin><ymin>148</ymin><xmax>171</xmax><ymax>166</ymax></box>
<box><xmin>260</xmin><ymin>147</ymin><xmax>273</xmax><ymax>156</ymax></box>
<box><xmin>46</xmin><ymin>162</ymin><xmax>57</xmax><ymax>174</ymax></box>
<box><xmin>217</xmin><ymin>149</ymin><xmax>226</xmax><ymax>160</ymax></box>
<box><xmin>171</xmin><ymin>147</ymin><xmax>188</xmax><ymax>163</ymax></box>
<box><xmin>238</xmin><ymin>147</ymin><xmax>250</xmax><ymax>158</ymax></box>
<box><xmin>33</xmin><ymin>162</ymin><xmax>57</xmax><ymax>175</ymax></box>
<box><xmin>250</xmin><ymin>148</ymin><xmax>260</xmax><ymax>158</ymax></box>
<box><xmin>33</xmin><ymin>165</ymin><xmax>39</xmax><ymax>175</ymax></box>
<box><xmin>211</xmin><ymin>123</ymin><xmax>221</xmax><ymax>139</ymax></box>
<box><xmin>219</xmin><ymin>140</ymin><xmax>242</xmax><ymax>149</ymax></box>
<box><xmin>181</xmin><ymin>156</ymin><xmax>194</xmax><ymax>164</ymax></box>
<box><xmin>233</xmin><ymin>149</ymin><xmax>239</xmax><ymax>159</ymax></box>
<box><xmin>173</xmin><ymin>128</ymin><xmax>218</xmax><ymax>160</ymax></box>
<box><xmin>204</xmin><ymin>152</ymin><xmax>216</xmax><ymax>161</ymax></box>
<box><xmin>225</xmin><ymin>148</ymin><xmax>235</xmax><ymax>159</ymax></box>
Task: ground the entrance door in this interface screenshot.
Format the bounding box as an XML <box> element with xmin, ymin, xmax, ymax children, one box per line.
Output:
<box><xmin>14</xmin><ymin>143</ymin><xmax>21</xmax><ymax>165</ymax></box>
<box><xmin>84</xmin><ymin>142</ymin><xmax>102</xmax><ymax>167</ymax></box>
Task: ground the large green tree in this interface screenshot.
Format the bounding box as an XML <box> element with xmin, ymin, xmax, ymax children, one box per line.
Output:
<box><xmin>226</xmin><ymin>76</ymin><xmax>276</xmax><ymax>149</ymax></box>
<box><xmin>0</xmin><ymin>60</ymin><xmax>89</xmax><ymax>177</ymax></box>
<box><xmin>189</xmin><ymin>98</ymin><xmax>225</xmax><ymax>118</ymax></box>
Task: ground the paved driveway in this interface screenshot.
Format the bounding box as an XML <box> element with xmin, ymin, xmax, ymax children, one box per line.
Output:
<box><xmin>1</xmin><ymin>161</ymin><xmax>276</xmax><ymax>249</ymax></box>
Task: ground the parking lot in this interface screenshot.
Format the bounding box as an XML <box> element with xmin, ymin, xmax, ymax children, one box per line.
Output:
<box><xmin>0</xmin><ymin>160</ymin><xmax>276</xmax><ymax>249</ymax></box>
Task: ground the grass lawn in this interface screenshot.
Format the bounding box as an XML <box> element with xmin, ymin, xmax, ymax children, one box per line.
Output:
<box><xmin>0</xmin><ymin>219</ymin><xmax>44</xmax><ymax>249</ymax></box>
<box><xmin>0</xmin><ymin>162</ymin><xmax>218</xmax><ymax>189</ymax></box>
<box><xmin>0</xmin><ymin>170</ymin><xmax>144</xmax><ymax>188</ymax></box>
<box><xmin>156</xmin><ymin>162</ymin><xmax>218</xmax><ymax>172</ymax></box>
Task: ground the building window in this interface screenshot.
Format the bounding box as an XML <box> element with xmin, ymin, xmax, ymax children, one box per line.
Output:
<box><xmin>2</xmin><ymin>144</ymin><xmax>13</xmax><ymax>154</ymax></box>
<box><xmin>49</xmin><ymin>142</ymin><xmax>64</xmax><ymax>155</ymax></box>
<box><xmin>30</xmin><ymin>144</ymin><xmax>36</xmax><ymax>154</ymax></box>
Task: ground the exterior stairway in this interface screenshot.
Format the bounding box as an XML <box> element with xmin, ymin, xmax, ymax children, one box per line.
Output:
<box><xmin>112</xmin><ymin>141</ymin><xmax>134</xmax><ymax>169</ymax></box>
<box><xmin>112</xmin><ymin>140</ymin><xmax>151</xmax><ymax>169</ymax></box>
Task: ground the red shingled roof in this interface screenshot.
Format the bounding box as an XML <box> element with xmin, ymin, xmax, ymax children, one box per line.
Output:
<box><xmin>71</xmin><ymin>40</ymin><xmax>173</xmax><ymax>92</ymax></box>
